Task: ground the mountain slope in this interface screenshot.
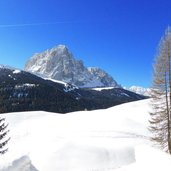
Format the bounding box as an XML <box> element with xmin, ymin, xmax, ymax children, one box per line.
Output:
<box><xmin>126</xmin><ymin>86</ymin><xmax>151</xmax><ymax>96</ymax></box>
<box><xmin>0</xmin><ymin>65</ymin><xmax>147</xmax><ymax>113</ymax></box>
<box><xmin>25</xmin><ymin>45</ymin><xmax>120</xmax><ymax>87</ymax></box>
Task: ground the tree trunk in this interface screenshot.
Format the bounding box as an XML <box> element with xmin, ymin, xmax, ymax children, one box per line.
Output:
<box><xmin>168</xmin><ymin>43</ymin><xmax>171</xmax><ymax>153</ymax></box>
<box><xmin>165</xmin><ymin>71</ymin><xmax>171</xmax><ymax>153</ymax></box>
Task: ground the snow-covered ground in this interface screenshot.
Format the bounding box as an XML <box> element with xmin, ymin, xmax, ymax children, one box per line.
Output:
<box><xmin>91</xmin><ymin>87</ymin><xmax>115</xmax><ymax>91</ymax></box>
<box><xmin>0</xmin><ymin>99</ymin><xmax>171</xmax><ymax>171</ymax></box>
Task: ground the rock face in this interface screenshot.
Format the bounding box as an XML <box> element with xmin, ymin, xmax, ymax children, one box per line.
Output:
<box><xmin>25</xmin><ymin>45</ymin><xmax>120</xmax><ymax>88</ymax></box>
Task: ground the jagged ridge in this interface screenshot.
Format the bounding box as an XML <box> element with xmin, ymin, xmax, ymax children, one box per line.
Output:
<box><xmin>25</xmin><ymin>45</ymin><xmax>120</xmax><ymax>88</ymax></box>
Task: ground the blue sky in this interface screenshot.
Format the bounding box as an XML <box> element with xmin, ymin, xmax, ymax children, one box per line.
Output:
<box><xmin>0</xmin><ymin>0</ymin><xmax>170</xmax><ymax>87</ymax></box>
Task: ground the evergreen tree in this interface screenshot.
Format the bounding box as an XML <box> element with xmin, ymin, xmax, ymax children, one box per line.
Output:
<box><xmin>0</xmin><ymin>117</ymin><xmax>10</xmax><ymax>154</ymax></box>
<box><xmin>150</xmin><ymin>27</ymin><xmax>171</xmax><ymax>153</ymax></box>
<box><xmin>0</xmin><ymin>86</ymin><xmax>10</xmax><ymax>154</ymax></box>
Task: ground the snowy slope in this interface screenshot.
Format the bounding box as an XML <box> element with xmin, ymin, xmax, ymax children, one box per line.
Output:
<box><xmin>91</xmin><ymin>87</ymin><xmax>115</xmax><ymax>91</ymax></box>
<box><xmin>1</xmin><ymin>99</ymin><xmax>170</xmax><ymax>171</ymax></box>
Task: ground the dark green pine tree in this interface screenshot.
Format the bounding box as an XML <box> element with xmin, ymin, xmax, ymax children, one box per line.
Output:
<box><xmin>0</xmin><ymin>117</ymin><xmax>10</xmax><ymax>154</ymax></box>
<box><xmin>0</xmin><ymin>86</ymin><xmax>10</xmax><ymax>154</ymax></box>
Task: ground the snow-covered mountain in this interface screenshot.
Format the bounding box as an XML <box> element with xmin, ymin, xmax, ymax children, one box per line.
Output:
<box><xmin>1</xmin><ymin>99</ymin><xmax>171</xmax><ymax>171</ymax></box>
<box><xmin>25</xmin><ymin>45</ymin><xmax>120</xmax><ymax>88</ymax></box>
<box><xmin>126</xmin><ymin>86</ymin><xmax>151</xmax><ymax>96</ymax></box>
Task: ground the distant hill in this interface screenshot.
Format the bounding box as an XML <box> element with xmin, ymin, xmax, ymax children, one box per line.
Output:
<box><xmin>0</xmin><ymin>65</ymin><xmax>147</xmax><ymax>113</ymax></box>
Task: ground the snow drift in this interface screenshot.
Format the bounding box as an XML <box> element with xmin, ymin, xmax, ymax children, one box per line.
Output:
<box><xmin>0</xmin><ymin>99</ymin><xmax>171</xmax><ymax>171</ymax></box>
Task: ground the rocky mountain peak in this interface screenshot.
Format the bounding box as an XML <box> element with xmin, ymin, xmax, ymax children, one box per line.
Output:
<box><xmin>50</xmin><ymin>44</ymin><xmax>69</xmax><ymax>55</ymax></box>
<box><xmin>126</xmin><ymin>86</ymin><xmax>151</xmax><ymax>96</ymax></box>
<box><xmin>25</xmin><ymin>45</ymin><xmax>120</xmax><ymax>88</ymax></box>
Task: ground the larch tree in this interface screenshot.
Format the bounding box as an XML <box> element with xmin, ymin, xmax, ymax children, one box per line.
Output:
<box><xmin>150</xmin><ymin>27</ymin><xmax>171</xmax><ymax>153</ymax></box>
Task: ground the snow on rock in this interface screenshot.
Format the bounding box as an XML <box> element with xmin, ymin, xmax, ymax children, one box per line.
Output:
<box><xmin>126</xmin><ymin>86</ymin><xmax>151</xmax><ymax>96</ymax></box>
<box><xmin>0</xmin><ymin>99</ymin><xmax>155</xmax><ymax>171</ymax></box>
<box><xmin>25</xmin><ymin>45</ymin><xmax>120</xmax><ymax>88</ymax></box>
<box><xmin>44</xmin><ymin>77</ymin><xmax>79</xmax><ymax>92</ymax></box>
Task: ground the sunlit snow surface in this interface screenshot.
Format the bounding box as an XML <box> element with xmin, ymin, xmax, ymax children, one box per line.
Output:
<box><xmin>1</xmin><ymin>99</ymin><xmax>171</xmax><ymax>171</ymax></box>
<box><xmin>91</xmin><ymin>87</ymin><xmax>115</xmax><ymax>91</ymax></box>
<box><xmin>12</xmin><ymin>70</ymin><xmax>21</xmax><ymax>74</ymax></box>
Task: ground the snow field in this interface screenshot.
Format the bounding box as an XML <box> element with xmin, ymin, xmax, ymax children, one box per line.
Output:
<box><xmin>0</xmin><ymin>99</ymin><xmax>170</xmax><ymax>171</ymax></box>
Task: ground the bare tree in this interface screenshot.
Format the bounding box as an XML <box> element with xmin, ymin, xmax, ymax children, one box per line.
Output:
<box><xmin>150</xmin><ymin>27</ymin><xmax>171</xmax><ymax>153</ymax></box>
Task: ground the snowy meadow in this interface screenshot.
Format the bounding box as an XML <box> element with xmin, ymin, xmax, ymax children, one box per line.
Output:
<box><xmin>0</xmin><ymin>99</ymin><xmax>170</xmax><ymax>171</ymax></box>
